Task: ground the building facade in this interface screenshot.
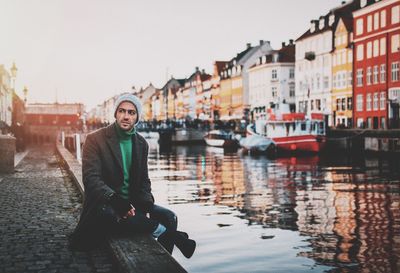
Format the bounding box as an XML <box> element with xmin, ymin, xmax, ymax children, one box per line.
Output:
<box><xmin>0</xmin><ymin>65</ymin><xmax>13</xmax><ymax>133</ymax></box>
<box><xmin>353</xmin><ymin>0</ymin><xmax>400</xmax><ymax>128</ymax></box>
<box><xmin>25</xmin><ymin>103</ymin><xmax>84</xmax><ymax>143</ymax></box>
<box><xmin>248</xmin><ymin>41</ymin><xmax>296</xmax><ymax>120</ymax></box>
<box><xmin>296</xmin><ymin>1</ymin><xmax>358</xmax><ymax>126</ymax></box>
<box><xmin>332</xmin><ymin>17</ymin><xmax>354</xmax><ymax>127</ymax></box>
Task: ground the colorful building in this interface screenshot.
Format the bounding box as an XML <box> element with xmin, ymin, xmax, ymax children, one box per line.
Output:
<box><xmin>332</xmin><ymin>15</ymin><xmax>354</xmax><ymax>127</ymax></box>
<box><xmin>353</xmin><ymin>0</ymin><xmax>400</xmax><ymax>129</ymax></box>
<box><xmin>210</xmin><ymin>61</ymin><xmax>228</xmax><ymax>120</ymax></box>
<box><xmin>296</xmin><ymin>1</ymin><xmax>359</xmax><ymax>126</ymax></box>
<box><xmin>248</xmin><ymin>40</ymin><xmax>296</xmax><ymax>120</ymax></box>
<box><xmin>220</xmin><ymin>41</ymin><xmax>274</xmax><ymax>121</ymax></box>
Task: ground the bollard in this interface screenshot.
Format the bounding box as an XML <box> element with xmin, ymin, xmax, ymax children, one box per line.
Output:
<box><xmin>0</xmin><ymin>135</ymin><xmax>16</xmax><ymax>173</ymax></box>
<box><xmin>75</xmin><ymin>133</ymin><xmax>82</xmax><ymax>162</ymax></box>
<box><xmin>61</xmin><ymin>132</ymin><xmax>65</xmax><ymax>147</ymax></box>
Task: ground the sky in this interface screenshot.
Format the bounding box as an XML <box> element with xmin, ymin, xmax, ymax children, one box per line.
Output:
<box><xmin>1</xmin><ymin>0</ymin><xmax>348</xmax><ymax>110</ymax></box>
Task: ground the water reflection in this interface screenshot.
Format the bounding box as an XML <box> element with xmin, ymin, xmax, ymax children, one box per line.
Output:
<box><xmin>146</xmin><ymin>139</ymin><xmax>400</xmax><ymax>273</ymax></box>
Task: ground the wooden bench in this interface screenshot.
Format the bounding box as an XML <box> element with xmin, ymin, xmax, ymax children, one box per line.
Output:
<box><xmin>56</xmin><ymin>143</ymin><xmax>187</xmax><ymax>273</ymax></box>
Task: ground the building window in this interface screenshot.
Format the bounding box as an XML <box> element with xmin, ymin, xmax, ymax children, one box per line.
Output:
<box><xmin>357</xmin><ymin>69</ymin><xmax>363</xmax><ymax>86</ymax></box>
<box><xmin>348</xmin><ymin>97</ymin><xmax>352</xmax><ymax>110</ymax></box>
<box><xmin>373</xmin><ymin>39</ymin><xmax>379</xmax><ymax>57</ymax></box>
<box><xmin>348</xmin><ymin>71</ymin><xmax>353</xmax><ymax>86</ymax></box>
<box><xmin>367</xmin><ymin>41</ymin><xmax>372</xmax><ymax>58</ymax></box>
<box><xmin>381</xmin><ymin>117</ymin><xmax>386</xmax><ymax>129</ymax></box>
<box><xmin>374</xmin><ymin>12</ymin><xmax>379</xmax><ymax>30</ymax></box>
<box><xmin>380</xmin><ymin>92</ymin><xmax>386</xmax><ymax>110</ymax></box>
<box><xmin>289</xmin><ymin>85</ymin><xmax>295</xmax><ymax>97</ymax></box>
<box><xmin>333</xmin><ymin>74</ymin><xmax>337</xmax><ymax>88</ymax></box>
<box><xmin>381</xmin><ymin>10</ymin><xmax>386</xmax><ymax>28</ymax></box>
<box><xmin>367</xmin><ymin>15</ymin><xmax>373</xmax><ymax>32</ymax></box>
<box><xmin>324</xmin><ymin>76</ymin><xmax>329</xmax><ymax>89</ymax></box>
<box><xmin>356</xmin><ymin>18</ymin><xmax>364</xmax><ymax>35</ymax></box>
<box><xmin>348</xmin><ymin>51</ymin><xmax>353</xmax><ymax>63</ymax></box>
<box><xmin>392</xmin><ymin>34</ymin><xmax>400</xmax><ymax>53</ymax></box>
<box><xmin>373</xmin><ymin>65</ymin><xmax>379</xmax><ymax>84</ymax></box>
<box><xmin>336</xmin><ymin>98</ymin><xmax>340</xmax><ymax>111</ymax></box>
<box><xmin>366</xmin><ymin>93</ymin><xmax>372</xmax><ymax>111</ymax></box>
<box><xmin>367</xmin><ymin>67</ymin><xmax>372</xmax><ymax>85</ymax></box>
<box><xmin>316</xmin><ymin>99</ymin><xmax>321</xmax><ymax>111</ymax></box>
<box><xmin>392</xmin><ymin>62</ymin><xmax>400</xmax><ymax>82</ymax></box>
<box><xmin>271</xmin><ymin>69</ymin><xmax>277</xmax><ymax>80</ymax></box>
<box><xmin>342</xmin><ymin>98</ymin><xmax>346</xmax><ymax>111</ymax></box>
<box><xmin>380</xmin><ymin>37</ymin><xmax>386</xmax><ymax>55</ymax></box>
<box><xmin>392</xmin><ymin>5</ymin><xmax>400</xmax><ymax>24</ymax></box>
<box><xmin>373</xmin><ymin>92</ymin><xmax>379</xmax><ymax>110</ymax></box>
<box><xmin>289</xmin><ymin>68</ymin><xmax>295</xmax><ymax>79</ymax></box>
<box><xmin>380</xmin><ymin>64</ymin><xmax>386</xmax><ymax>83</ymax></box>
<box><xmin>271</xmin><ymin>87</ymin><xmax>277</xmax><ymax>98</ymax></box>
<box><xmin>356</xmin><ymin>94</ymin><xmax>363</xmax><ymax>112</ymax></box>
<box><xmin>357</xmin><ymin>44</ymin><xmax>364</xmax><ymax>61</ymax></box>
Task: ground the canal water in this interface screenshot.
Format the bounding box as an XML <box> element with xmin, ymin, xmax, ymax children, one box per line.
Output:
<box><xmin>146</xmin><ymin>140</ymin><xmax>400</xmax><ymax>273</ymax></box>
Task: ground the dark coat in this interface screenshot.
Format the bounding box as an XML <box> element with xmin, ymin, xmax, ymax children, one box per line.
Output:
<box><xmin>69</xmin><ymin>123</ymin><xmax>154</xmax><ymax>249</ymax></box>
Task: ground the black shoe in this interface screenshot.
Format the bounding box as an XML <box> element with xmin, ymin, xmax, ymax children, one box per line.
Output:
<box><xmin>176</xmin><ymin>230</ymin><xmax>189</xmax><ymax>239</ymax></box>
<box><xmin>173</xmin><ymin>231</ymin><xmax>196</xmax><ymax>258</ymax></box>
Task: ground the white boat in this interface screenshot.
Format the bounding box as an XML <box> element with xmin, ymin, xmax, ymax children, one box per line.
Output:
<box><xmin>247</xmin><ymin>103</ymin><xmax>326</xmax><ymax>153</ymax></box>
<box><xmin>204</xmin><ymin>130</ymin><xmax>239</xmax><ymax>148</ymax></box>
<box><xmin>239</xmin><ymin>134</ymin><xmax>275</xmax><ymax>153</ymax></box>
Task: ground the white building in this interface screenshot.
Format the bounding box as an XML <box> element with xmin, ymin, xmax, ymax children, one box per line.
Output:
<box><xmin>0</xmin><ymin>65</ymin><xmax>13</xmax><ymax>132</ymax></box>
<box><xmin>248</xmin><ymin>41</ymin><xmax>296</xmax><ymax>120</ymax></box>
<box><xmin>295</xmin><ymin>1</ymin><xmax>359</xmax><ymax>126</ymax></box>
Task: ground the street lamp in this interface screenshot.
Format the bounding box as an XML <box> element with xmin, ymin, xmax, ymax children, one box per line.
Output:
<box><xmin>10</xmin><ymin>62</ymin><xmax>17</xmax><ymax>89</ymax></box>
<box><xmin>23</xmin><ymin>86</ymin><xmax>28</xmax><ymax>104</ymax></box>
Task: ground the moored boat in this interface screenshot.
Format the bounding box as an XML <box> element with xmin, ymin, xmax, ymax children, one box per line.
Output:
<box><xmin>204</xmin><ymin>130</ymin><xmax>239</xmax><ymax>148</ymax></box>
<box><xmin>247</xmin><ymin>103</ymin><xmax>326</xmax><ymax>153</ymax></box>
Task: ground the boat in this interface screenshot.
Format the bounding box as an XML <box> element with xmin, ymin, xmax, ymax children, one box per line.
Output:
<box><xmin>204</xmin><ymin>130</ymin><xmax>239</xmax><ymax>148</ymax></box>
<box><xmin>239</xmin><ymin>134</ymin><xmax>275</xmax><ymax>154</ymax></box>
<box><xmin>246</xmin><ymin>103</ymin><xmax>326</xmax><ymax>153</ymax></box>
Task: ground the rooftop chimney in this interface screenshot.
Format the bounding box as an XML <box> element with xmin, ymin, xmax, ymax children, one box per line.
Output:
<box><xmin>246</xmin><ymin>43</ymin><xmax>251</xmax><ymax>49</ymax></box>
<box><xmin>195</xmin><ymin>66</ymin><xmax>199</xmax><ymax>72</ymax></box>
<box><xmin>282</xmin><ymin>42</ymin><xmax>286</xmax><ymax>47</ymax></box>
<box><xmin>342</xmin><ymin>1</ymin><xmax>346</xmax><ymax>4</ymax></box>
<box><xmin>259</xmin><ymin>40</ymin><xmax>264</xmax><ymax>45</ymax></box>
<box><xmin>289</xmin><ymin>39</ymin><xmax>294</xmax><ymax>45</ymax></box>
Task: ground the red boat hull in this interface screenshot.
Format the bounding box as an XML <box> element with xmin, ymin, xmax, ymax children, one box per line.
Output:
<box><xmin>272</xmin><ymin>134</ymin><xmax>326</xmax><ymax>153</ymax></box>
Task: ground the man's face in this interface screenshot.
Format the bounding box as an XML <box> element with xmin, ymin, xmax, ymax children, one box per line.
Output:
<box><xmin>115</xmin><ymin>101</ymin><xmax>138</xmax><ymax>131</ymax></box>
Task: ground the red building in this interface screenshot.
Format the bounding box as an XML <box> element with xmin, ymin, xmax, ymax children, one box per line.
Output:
<box><xmin>353</xmin><ymin>0</ymin><xmax>400</xmax><ymax>129</ymax></box>
<box><xmin>25</xmin><ymin>103</ymin><xmax>84</xmax><ymax>143</ymax></box>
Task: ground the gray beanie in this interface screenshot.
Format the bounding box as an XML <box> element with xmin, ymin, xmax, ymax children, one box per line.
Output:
<box><xmin>114</xmin><ymin>93</ymin><xmax>142</xmax><ymax>125</ymax></box>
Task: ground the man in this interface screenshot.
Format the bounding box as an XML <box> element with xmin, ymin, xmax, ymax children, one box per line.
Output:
<box><xmin>69</xmin><ymin>93</ymin><xmax>196</xmax><ymax>258</ymax></box>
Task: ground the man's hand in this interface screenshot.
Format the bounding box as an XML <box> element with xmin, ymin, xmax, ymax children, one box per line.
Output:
<box><xmin>123</xmin><ymin>205</ymin><xmax>136</xmax><ymax>219</ymax></box>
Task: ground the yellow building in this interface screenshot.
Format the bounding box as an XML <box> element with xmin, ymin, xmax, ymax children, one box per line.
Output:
<box><xmin>332</xmin><ymin>17</ymin><xmax>353</xmax><ymax>127</ymax></box>
<box><xmin>211</xmin><ymin>61</ymin><xmax>228</xmax><ymax>120</ymax></box>
<box><xmin>219</xmin><ymin>74</ymin><xmax>232</xmax><ymax>119</ymax></box>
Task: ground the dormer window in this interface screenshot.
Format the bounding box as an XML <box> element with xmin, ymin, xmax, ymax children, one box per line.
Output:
<box><xmin>262</xmin><ymin>56</ymin><xmax>266</xmax><ymax>64</ymax></box>
<box><xmin>273</xmin><ymin>54</ymin><xmax>278</xmax><ymax>62</ymax></box>
<box><xmin>310</xmin><ymin>20</ymin><xmax>316</xmax><ymax>33</ymax></box>
<box><xmin>329</xmin><ymin>13</ymin><xmax>335</xmax><ymax>26</ymax></box>
<box><xmin>257</xmin><ymin>58</ymin><xmax>261</xmax><ymax>66</ymax></box>
<box><xmin>319</xmin><ymin>17</ymin><xmax>325</xmax><ymax>29</ymax></box>
<box><xmin>237</xmin><ymin>66</ymin><xmax>241</xmax><ymax>74</ymax></box>
<box><xmin>233</xmin><ymin>60</ymin><xmax>237</xmax><ymax>66</ymax></box>
<box><xmin>360</xmin><ymin>0</ymin><xmax>367</xmax><ymax>8</ymax></box>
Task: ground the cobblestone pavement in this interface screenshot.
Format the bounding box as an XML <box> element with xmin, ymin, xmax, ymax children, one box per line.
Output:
<box><xmin>0</xmin><ymin>144</ymin><xmax>116</xmax><ymax>273</ymax></box>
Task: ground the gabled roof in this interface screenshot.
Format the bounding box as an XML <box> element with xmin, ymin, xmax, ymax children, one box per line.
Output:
<box><xmin>278</xmin><ymin>43</ymin><xmax>295</xmax><ymax>63</ymax></box>
<box><xmin>214</xmin><ymin>61</ymin><xmax>229</xmax><ymax>75</ymax></box>
<box><xmin>296</xmin><ymin>0</ymin><xmax>359</xmax><ymax>42</ymax></box>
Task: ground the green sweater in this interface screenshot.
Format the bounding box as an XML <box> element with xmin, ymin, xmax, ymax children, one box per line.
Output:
<box><xmin>115</xmin><ymin>123</ymin><xmax>136</xmax><ymax>200</ymax></box>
